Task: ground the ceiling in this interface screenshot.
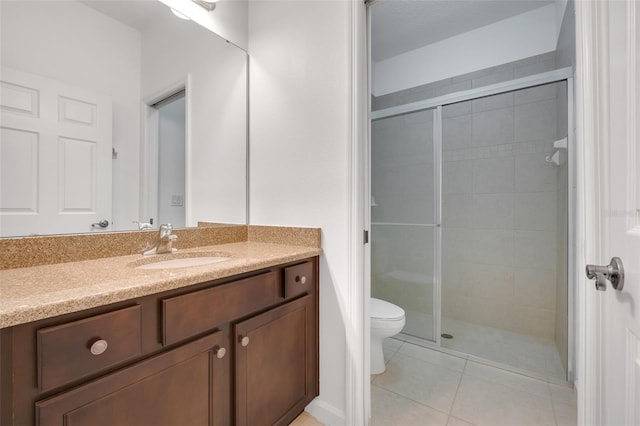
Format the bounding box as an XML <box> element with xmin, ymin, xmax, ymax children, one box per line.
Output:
<box><xmin>371</xmin><ymin>0</ymin><xmax>555</xmax><ymax>62</ymax></box>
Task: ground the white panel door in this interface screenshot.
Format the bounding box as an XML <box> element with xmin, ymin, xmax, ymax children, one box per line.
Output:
<box><xmin>580</xmin><ymin>0</ymin><xmax>640</xmax><ymax>424</ymax></box>
<box><xmin>0</xmin><ymin>67</ymin><xmax>112</xmax><ymax>236</ymax></box>
<box><xmin>599</xmin><ymin>1</ymin><xmax>640</xmax><ymax>424</ymax></box>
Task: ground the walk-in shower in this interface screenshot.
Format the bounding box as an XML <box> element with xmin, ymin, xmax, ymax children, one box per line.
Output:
<box><xmin>370</xmin><ymin>66</ymin><xmax>574</xmax><ymax>381</ymax></box>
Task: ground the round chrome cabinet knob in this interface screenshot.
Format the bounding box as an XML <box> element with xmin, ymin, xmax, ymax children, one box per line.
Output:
<box><xmin>296</xmin><ymin>275</ymin><xmax>307</xmax><ymax>285</ymax></box>
<box><xmin>90</xmin><ymin>339</ymin><xmax>108</xmax><ymax>356</ymax></box>
<box><xmin>240</xmin><ymin>336</ymin><xmax>250</xmax><ymax>347</ymax></box>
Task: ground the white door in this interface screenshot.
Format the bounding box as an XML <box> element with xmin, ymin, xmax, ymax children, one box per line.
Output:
<box><xmin>0</xmin><ymin>67</ymin><xmax>112</xmax><ymax>236</ymax></box>
<box><xmin>578</xmin><ymin>0</ymin><xmax>640</xmax><ymax>425</ymax></box>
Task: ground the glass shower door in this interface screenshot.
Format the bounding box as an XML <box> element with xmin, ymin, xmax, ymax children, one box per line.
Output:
<box><xmin>439</xmin><ymin>81</ymin><xmax>569</xmax><ymax>379</ymax></box>
<box><xmin>370</xmin><ymin>108</ymin><xmax>438</xmax><ymax>342</ymax></box>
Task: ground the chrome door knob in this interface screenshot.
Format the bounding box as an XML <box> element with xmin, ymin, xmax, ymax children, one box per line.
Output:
<box><xmin>215</xmin><ymin>347</ymin><xmax>226</xmax><ymax>359</ymax></box>
<box><xmin>586</xmin><ymin>257</ymin><xmax>624</xmax><ymax>291</ymax></box>
<box><xmin>239</xmin><ymin>336</ymin><xmax>250</xmax><ymax>347</ymax></box>
<box><xmin>296</xmin><ymin>275</ymin><xmax>307</xmax><ymax>284</ymax></box>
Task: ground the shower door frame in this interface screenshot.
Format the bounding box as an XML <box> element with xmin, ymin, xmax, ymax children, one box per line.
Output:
<box><xmin>371</xmin><ymin>67</ymin><xmax>576</xmax><ymax>383</ymax></box>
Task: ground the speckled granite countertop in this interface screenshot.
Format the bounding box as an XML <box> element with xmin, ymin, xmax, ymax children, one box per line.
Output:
<box><xmin>0</xmin><ymin>241</ymin><xmax>322</xmax><ymax>329</ymax></box>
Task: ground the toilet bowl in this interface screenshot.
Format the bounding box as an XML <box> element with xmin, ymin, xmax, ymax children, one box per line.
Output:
<box><xmin>370</xmin><ymin>298</ymin><xmax>406</xmax><ymax>374</ymax></box>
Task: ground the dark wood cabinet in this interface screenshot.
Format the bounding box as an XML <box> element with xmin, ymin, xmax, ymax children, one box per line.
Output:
<box><xmin>235</xmin><ymin>295</ymin><xmax>316</xmax><ymax>426</ymax></box>
<box><xmin>36</xmin><ymin>332</ymin><xmax>226</xmax><ymax>426</ymax></box>
<box><xmin>0</xmin><ymin>257</ymin><xmax>319</xmax><ymax>426</ymax></box>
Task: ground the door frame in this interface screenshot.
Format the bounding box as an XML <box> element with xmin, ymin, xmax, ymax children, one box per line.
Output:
<box><xmin>140</xmin><ymin>76</ymin><xmax>192</xmax><ymax>228</ymax></box>
<box><xmin>354</xmin><ymin>1</ymin><xmax>596</xmax><ymax>425</ymax></box>
<box><xmin>345</xmin><ymin>1</ymin><xmax>368</xmax><ymax>425</ymax></box>
<box><xmin>574</xmin><ymin>0</ymin><xmax>606</xmax><ymax>424</ymax></box>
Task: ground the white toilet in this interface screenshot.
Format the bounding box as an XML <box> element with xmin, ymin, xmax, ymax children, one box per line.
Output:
<box><xmin>370</xmin><ymin>298</ymin><xmax>406</xmax><ymax>374</ymax></box>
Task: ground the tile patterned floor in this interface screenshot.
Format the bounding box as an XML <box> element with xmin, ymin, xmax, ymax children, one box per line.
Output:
<box><xmin>371</xmin><ymin>339</ymin><xmax>577</xmax><ymax>426</ymax></box>
<box><xmin>289</xmin><ymin>411</ymin><xmax>323</xmax><ymax>426</ymax></box>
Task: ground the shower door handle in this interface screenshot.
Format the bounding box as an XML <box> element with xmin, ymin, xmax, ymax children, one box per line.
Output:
<box><xmin>585</xmin><ymin>257</ymin><xmax>624</xmax><ymax>291</ymax></box>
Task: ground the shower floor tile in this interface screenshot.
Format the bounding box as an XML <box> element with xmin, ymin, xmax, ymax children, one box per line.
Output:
<box><xmin>399</xmin><ymin>309</ymin><xmax>567</xmax><ymax>380</ymax></box>
<box><xmin>440</xmin><ymin>317</ymin><xmax>567</xmax><ymax>380</ymax></box>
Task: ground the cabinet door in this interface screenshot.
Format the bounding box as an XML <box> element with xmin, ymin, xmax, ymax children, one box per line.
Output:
<box><xmin>235</xmin><ymin>295</ymin><xmax>316</xmax><ymax>426</ymax></box>
<box><xmin>36</xmin><ymin>332</ymin><xmax>227</xmax><ymax>426</ymax></box>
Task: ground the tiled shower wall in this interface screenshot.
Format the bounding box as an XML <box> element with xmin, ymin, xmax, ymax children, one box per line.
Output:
<box><xmin>371</xmin><ymin>52</ymin><xmax>568</xmax><ymax>341</ymax></box>
<box><xmin>440</xmin><ymin>80</ymin><xmax>564</xmax><ymax>340</ymax></box>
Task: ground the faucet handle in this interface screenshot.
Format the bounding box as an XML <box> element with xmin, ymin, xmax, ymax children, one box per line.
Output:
<box><xmin>159</xmin><ymin>223</ymin><xmax>173</xmax><ymax>237</ymax></box>
<box><xmin>133</xmin><ymin>221</ymin><xmax>153</xmax><ymax>230</ymax></box>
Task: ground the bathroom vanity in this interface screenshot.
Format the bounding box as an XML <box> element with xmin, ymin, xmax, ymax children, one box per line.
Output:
<box><xmin>0</xmin><ymin>229</ymin><xmax>320</xmax><ymax>426</ymax></box>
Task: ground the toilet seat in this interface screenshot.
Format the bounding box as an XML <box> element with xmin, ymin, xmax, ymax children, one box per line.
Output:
<box><xmin>370</xmin><ymin>297</ymin><xmax>404</xmax><ymax>324</ymax></box>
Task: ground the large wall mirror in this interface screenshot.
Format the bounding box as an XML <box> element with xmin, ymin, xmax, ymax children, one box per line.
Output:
<box><xmin>0</xmin><ymin>0</ymin><xmax>248</xmax><ymax>238</ymax></box>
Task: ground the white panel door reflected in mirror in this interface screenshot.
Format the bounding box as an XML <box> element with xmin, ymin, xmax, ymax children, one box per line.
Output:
<box><xmin>0</xmin><ymin>67</ymin><xmax>113</xmax><ymax>236</ymax></box>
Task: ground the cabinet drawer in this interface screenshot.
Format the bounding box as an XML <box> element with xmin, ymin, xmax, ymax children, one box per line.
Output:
<box><xmin>36</xmin><ymin>332</ymin><xmax>226</xmax><ymax>426</ymax></box>
<box><xmin>37</xmin><ymin>305</ymin><xmax>142</xmax><ymax>392</ymax></box>
<box><xmin>163</xmin><ymin>271</ymin><xmax>279</xmax><ymax>345</ymax></box>
<box><xmin>284</xmin><ymin>261</ymin><xmax>314</xmax><ymax>299</ymax></box>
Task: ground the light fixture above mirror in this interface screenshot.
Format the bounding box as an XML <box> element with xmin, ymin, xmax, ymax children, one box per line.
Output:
<box><xmin>192</xmin><ymin>0</ymin><xmax>218</xmax><ymax>12</ymax></box>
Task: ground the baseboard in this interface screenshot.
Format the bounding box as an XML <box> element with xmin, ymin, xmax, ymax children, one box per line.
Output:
<box><xmin>305</xmin><ymin>398</ymin><xmax>346</xmax><ymax>426</ymax></box>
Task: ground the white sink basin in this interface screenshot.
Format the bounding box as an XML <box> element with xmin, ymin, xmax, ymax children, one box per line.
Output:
<box><xmin>135</xmin><ymin>256</ymin><xmax>231</xmax><ymax>270</ymax></box>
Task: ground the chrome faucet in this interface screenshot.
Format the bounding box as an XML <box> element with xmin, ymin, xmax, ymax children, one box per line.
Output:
<box><xmin>133</xmin><ymin>220</ymin><xmax>154</xmax><ymax>230</ymax></box>
<box><xmin>142</xmin><ymin>223</ymin><xmax>178</xmax><ymax>255</ymax></box>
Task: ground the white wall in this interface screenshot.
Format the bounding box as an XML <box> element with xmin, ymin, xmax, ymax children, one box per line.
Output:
<box><xmin>373</xmin><ymin>4</ymin><xmax>559</xmax><ymax>96</ymax></box>
<box><xmin>555</xmin><ymin>0</ymin><xmax>569</xmax><ymax>35</ymax></box>
<box><xmin>158</xmin><ymin>0</ymin><xmax>248</xmax><ymax>50</ymax></box>
<box><xmin>141</xmin><ymin>11</ymin><xmax>247</xmax><ymax>225</ymax></box>
<box><xmin>248</xmin><ymin>1</ymin><xmax>355</xmax><ymax>423</ymax></box>
<box><xmin>1</xmin><ymin>1</ymin><xmax>142</xmax><ymax>232</ymax></box>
